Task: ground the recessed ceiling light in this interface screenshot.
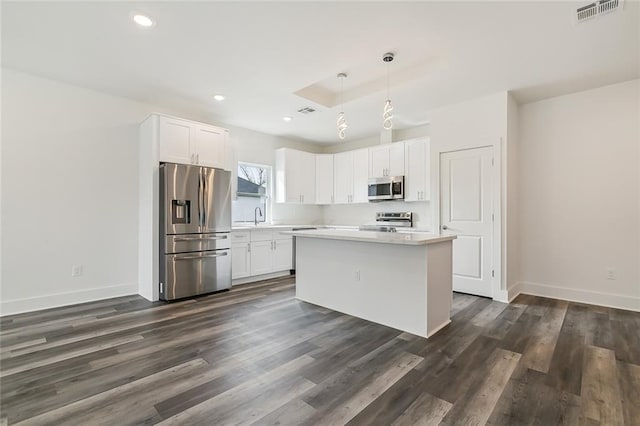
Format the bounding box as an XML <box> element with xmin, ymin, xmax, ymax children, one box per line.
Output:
<box><xmin>133</xmin><ymin>14</ymin><xmax>154</xmax><ymax>27</ymax></box>
<box><xmin>283</xmin><ymin>116</ymin><xmax>292</xmax><ymax>122</ymax></box>
<box><xmin>213</xmin><ymin>94</ymin><xmax>225</xmax><ymax>101</ymax></box>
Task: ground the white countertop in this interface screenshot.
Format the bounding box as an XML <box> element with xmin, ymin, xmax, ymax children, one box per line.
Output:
<box><xmin>232</xmin><ymin>224</ymin><xmax>317</xmax><ymax>230</ymax></box>
<box><xmin>284</xmin><ymin>229</ymin><xmax>456</xmax><ymax>246</ymax></box>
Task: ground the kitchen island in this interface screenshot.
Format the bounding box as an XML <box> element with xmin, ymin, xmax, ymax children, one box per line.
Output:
<box><xmin>286</xmin><ymin>229</ymin><xmax>456</xmax><ymax>338</ymax></box>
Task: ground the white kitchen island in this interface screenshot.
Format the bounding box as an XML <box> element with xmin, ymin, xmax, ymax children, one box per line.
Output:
<box><xmin>287</xmin><ymin>229</ymin><xmax>457</xmax><ymax>338</ymax></box>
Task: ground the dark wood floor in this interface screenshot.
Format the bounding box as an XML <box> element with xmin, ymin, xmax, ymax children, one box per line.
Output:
<box><xmin>1</xmin><ymin>276</ymin><xmax>638</xmax><ymax>425</ymax></box>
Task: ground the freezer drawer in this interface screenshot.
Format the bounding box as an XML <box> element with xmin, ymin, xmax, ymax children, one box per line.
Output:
<box><xmin>164</xmin><ymin>232</ymin><xmax>230</xmax><ymax>254</ymax></box>
<box><xmin>160</xmin><ymin>249</ymin><xmax>231</xmax><ymax>300</ymax></box>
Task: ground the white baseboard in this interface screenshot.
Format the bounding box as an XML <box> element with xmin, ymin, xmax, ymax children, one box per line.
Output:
<box><xmin>516</xmin><ymin>281</ymin><xmax>639</xmax><ymax>312</ymax></box>
<box><xmin>232</xmin><ymin>270</ymin><xmax>292</xmax><ymax>286</ymax></box>
<box><xmin>0</xmin><ymin>283</ymin><xmax>138</xmax><ymax>316</ymax></box>
<box><xmin>427</xmin><ymin>319</ymin><xmax>452</xmax><ymax>338</ymax></box>
<box><xmin>507</xmin><ymin>282</ymin><xmax>522</xmax><ymax>302</ymax></box>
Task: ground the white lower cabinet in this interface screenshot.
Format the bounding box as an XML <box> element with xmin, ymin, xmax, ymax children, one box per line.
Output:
<box><xmin>249</xmin><ymin>241</ymin><xmax>273</xmax><ymax>276</ymax></box>
<box><xmin>231</xmin><ymin>243</ymin><xmax>251</xmax><ymax>279</ymax></box>
<box><xmin>272</xmin><ymin>238</ymin><xmax>293</xmax><ymax>271</ymax></box>
<box><xmin>232</xmin><ymin>229</ymin><xmax>293</xmax><ymax>282</ymax></box>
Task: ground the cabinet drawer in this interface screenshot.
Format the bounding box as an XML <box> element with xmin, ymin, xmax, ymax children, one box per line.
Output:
<box><xmin>251</xmin><ymin>230</ymin><xmax>274</xmax><ymax>242</ymax></box>
<box><xmin>231</xmin><ymin>231</ymin><xmax>250</xmax><ymax>242</ymax></box>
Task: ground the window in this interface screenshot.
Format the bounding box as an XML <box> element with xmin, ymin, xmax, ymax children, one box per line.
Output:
<box><xmin>232</xmin><ymin>162</ymin><xmax>270</xmax><ymax>223</ymax></box>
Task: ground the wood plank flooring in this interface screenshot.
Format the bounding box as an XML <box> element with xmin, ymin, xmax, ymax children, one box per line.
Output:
<box><xmin>1</xmin><ymin>276</ymin><xmax>639</xmax><ymax>425</ymax></box>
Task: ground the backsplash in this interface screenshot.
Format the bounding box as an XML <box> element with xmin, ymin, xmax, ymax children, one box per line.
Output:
<box><xmin>322</xmin><ymin>201</ymin><xmax>432</xmax><ymax>231</ymax></box>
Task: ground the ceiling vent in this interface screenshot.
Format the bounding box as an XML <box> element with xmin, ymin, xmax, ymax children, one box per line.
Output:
<box><xmin>576</xmin><ymin>0</ymin><xmax>623</xmax><ymax>23</ymax></box>
<box><xmin>297</xmin><ymin>107</ymin><xmax>316</xmax><ymax>114</ymax></box>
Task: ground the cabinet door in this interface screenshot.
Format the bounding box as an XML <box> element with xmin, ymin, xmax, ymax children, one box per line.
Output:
<box><xmin>272</xmin><ymin>238</ymin><xmax>293</xmax><ymax>271</ymax></box>
<box><xmin>352</xmin><ymin>149</ymin><xmax>370</xmax><ymax>203</ymax></box>
<box><xmin>333</xmin><ymin>151</ymin><xmax>353</xmax><ymax>204</ymax></box>
<box><xmin>194</xmin><ymin>125</ymin><xmax>226</xmax><ymax>169</ymax></box>
<box><xmin>159</xmin><ymin>117</ymin><xmax>193</xmax><ymax>164</ymax></box>
<box><xmin>388</xmin><ymin>142</ymin><xmax>405</xmax><ymax>176</ymax></box>
<box><xmin>369</xmin><ymin>145</ymin><xmax>389</xmax><ymax>178</ymax></box>
<box><xmin>231</xmin><ymin>243</ymin><xmax>251</xmax><ymax>279</ymax></box>
<box><xmin>315</xmin><ymin>154</ymin><xmax>334</xmax><ymax>204</ymax></box>
<box><xmin>249</xmin><ymin>241</ymin><xmax>273</xmax><ymax>276</ymax></box>
<box><xmin>275</xmin><ymin>149</ymin><xmax>303</xmax><ymax>203</ymax></box>
<box><xmin>423</xmin><ymin>139</ymin><xmax>431</xmax><ymax>201</ymax></box>
<box><xmin>404</xmin><ymin>139</ymin><xmax>426</xmax><ymax>202</ymax></box>
<box><xmin>299</xmin><ymin>151</ymin><xmax>316</xmax><ymax>204</ymax></box>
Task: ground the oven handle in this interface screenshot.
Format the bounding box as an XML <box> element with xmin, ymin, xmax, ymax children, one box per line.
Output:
<box><xmin>173</xmin><ymin>235</ymin><xmax>228</xmax><ymax>242</ymax></box>
<box><xmin>174</xmin><ymin>252</ymin><xmax>228</xmax><ymax>261</ymax></box>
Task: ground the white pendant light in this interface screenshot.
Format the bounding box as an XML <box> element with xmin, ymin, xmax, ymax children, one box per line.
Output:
<box><xmin>382</xmin><ymin>52</ymin><xmax>394</xmax><ymax>130</ymax></box>
<box><xmin>337</xmin><ymin>73</ymin><xmax>348</xmax><ymax>140</ymax></box>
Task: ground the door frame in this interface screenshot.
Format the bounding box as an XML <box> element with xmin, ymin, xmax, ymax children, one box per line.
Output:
<box><xmin>433</xmin><ymin>143</ymin><xmax>506</xmax><ymax>302</ymax></box>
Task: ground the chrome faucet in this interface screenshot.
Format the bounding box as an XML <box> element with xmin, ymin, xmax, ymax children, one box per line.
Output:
<box><xmin>254</xmin><ymin>207</ymin><xmax>263</xmax><ymax>226</ymax></box>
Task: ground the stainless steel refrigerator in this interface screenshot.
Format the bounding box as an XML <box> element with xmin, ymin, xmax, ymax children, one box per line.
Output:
<box><xmin>159</xmin><ymin>163</ymin><xmax>232</xmax><ymax>301</ymax></box>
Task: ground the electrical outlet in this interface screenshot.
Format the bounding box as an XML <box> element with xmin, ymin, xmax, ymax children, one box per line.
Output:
<box><xmin>71</xmin><ymin>265</ymin><xmax>83</xmax><ymax>277</ymax></box>
<box><xmin>606</xmin><ymin>267</ymin><xmax>616</xmax><ymax>280</ymax></box>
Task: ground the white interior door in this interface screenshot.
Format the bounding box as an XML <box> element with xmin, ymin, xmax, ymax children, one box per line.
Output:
<box><xmin>440</xmin><ymin>147</ymin><xmax>493</xmax><ymax>297</ymax></box>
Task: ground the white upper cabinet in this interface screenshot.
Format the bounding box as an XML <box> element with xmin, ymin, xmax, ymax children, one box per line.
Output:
<box><xmin>193</xmin><ymin>125</ymin><xmax>227</xmax><ymax>169</ymax></box>
<box><xmin>275</xmin><ymin>148</ymin><xmax>316</xmax><ymax>204</ymax></box>
<box><xmin>157</xmin><ymin>115</ymin><xmax>230</xmax><ymax>170</ymax></box>
<box><xmin>159</xmin><ymin>116</ymin><xmax>193</xmax><ymax>164</ymax></box>
<box><xmin>369</xmin><ymin>143</ymin><xmax>405</xmax><ymax>178</ymax></box>
<box><xmin>315</xmin><ymin>154</ymin><xmax>334</xmax><ymax>204</ymax></box>
<box><xmin>404</xmin><ymin>138</ymin><xmax>431</xmax><ymax>202</ymax></box>
<box><xmin>352</xmin><ymin>149</ymin><xmax>370</xmax><ymax>203</ymax></box>
<box><xmin>334</xmin><ymin>151</ymin><xmax>354</xmax><ymax>204</ymax></box>
<box><xmin>333</xmin><ymin>149</ymin><xmax>368</xmax><ymax>204</ymax></box>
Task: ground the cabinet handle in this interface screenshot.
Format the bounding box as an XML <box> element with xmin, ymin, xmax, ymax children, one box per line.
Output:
<box><xmin>196</xmin><ymin>153</ymin><xmax>200</xmax><ymax>164</ymax></box>
<box><xmin>274</xmin><ymin>240</ymin><xmax>277</xmax><ymax>250</ymax></box>
<box><xmin>248</xmin><ymin>243</ymin><xmax>251</xmax><ymax>253</ymax></box>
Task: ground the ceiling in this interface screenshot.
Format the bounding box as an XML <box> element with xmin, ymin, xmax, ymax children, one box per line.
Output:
<box><xmin>2</xmin><ymin>1</ymin><xmax>639</xmax><ymax>144</ymax></box>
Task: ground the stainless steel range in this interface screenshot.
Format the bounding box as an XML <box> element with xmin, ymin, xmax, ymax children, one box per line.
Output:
<box><xmin>159</xmin><ymin>163</ymin><xmax>232</xmax><ymax>301</ymax></box>
<box><xmin>359</xmin><ymin>212</ymin><xmax>413</xmax><ymax>232</ymax></box>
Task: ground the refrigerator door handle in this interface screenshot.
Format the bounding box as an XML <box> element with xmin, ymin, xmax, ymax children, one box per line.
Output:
<box><xmin>173</xmin><ymin>235</ymin><xmax>228</xmax><ymax>242</ymax></box>
<box><xmin>197</xmin><ymin>170</ymin><xmax>203</xmax><ymax>227</ymax></box>
<box><xmin>174</xmin><ymin>252</ymin><xmax>229</xmax><ymax>261</ymax></box>
<box><xmin>202</xmin><ymin>168</ymin><xmax>207</xmax><ymax>227</ymax></box>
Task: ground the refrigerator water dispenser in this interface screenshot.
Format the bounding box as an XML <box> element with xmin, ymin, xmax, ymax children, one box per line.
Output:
<box><xmin>171</xmin><ymin>200</ymin><xmax>191</xmax><ymax>224</ymax></box>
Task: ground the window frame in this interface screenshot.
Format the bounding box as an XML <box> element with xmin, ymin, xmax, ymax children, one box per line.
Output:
<box><xmin>234</xmin><ymin>161</ymin><xmax>272</xmax><ymax>224</ymax></box>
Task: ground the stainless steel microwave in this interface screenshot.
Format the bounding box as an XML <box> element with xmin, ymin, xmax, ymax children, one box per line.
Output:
<box><xmin>368</xmin><ymin>176</ymin><xmax>404</xmax><ymax>201</ymax></box>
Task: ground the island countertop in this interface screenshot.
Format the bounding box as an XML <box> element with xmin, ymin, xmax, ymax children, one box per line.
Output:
<box><xmin>284</xmin><ymin>229</ymin><xmax>456</xmax><ymax>246</ymax></box>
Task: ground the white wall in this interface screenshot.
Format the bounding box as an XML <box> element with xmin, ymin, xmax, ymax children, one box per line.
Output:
<box><xmin>506</xmin><ymin>93</ymin><xmax>520</xmax><ymax>299</ymax></box>
<box><xmin>517</xmin><ymin>79</ymin><xmax>640</xmax><ymax>311</ymax></box>
<box><xmin>0</xmin><ymin>69</ymin><xmax>322</xmax><ymax>314</ymax></box>
<box><xmin>429</xmin><ymin>92</ymin><xmax>509</xmax><ymax>301</ymax></box>
<box><xmin>1</xmin><ymin>69</ymin><xmax>147</xmax><ymax>314</ymax></box>
<box><xmin>226</xmin><ymin>124</ymin><xmax>324</xmax><ymax>225</ymax></box>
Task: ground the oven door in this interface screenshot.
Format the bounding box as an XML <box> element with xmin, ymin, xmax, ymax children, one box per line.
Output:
<box><xmin>160</xmin><ymin>249</ymin><xmax>231</xmax><ymax>300</ymax></box>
